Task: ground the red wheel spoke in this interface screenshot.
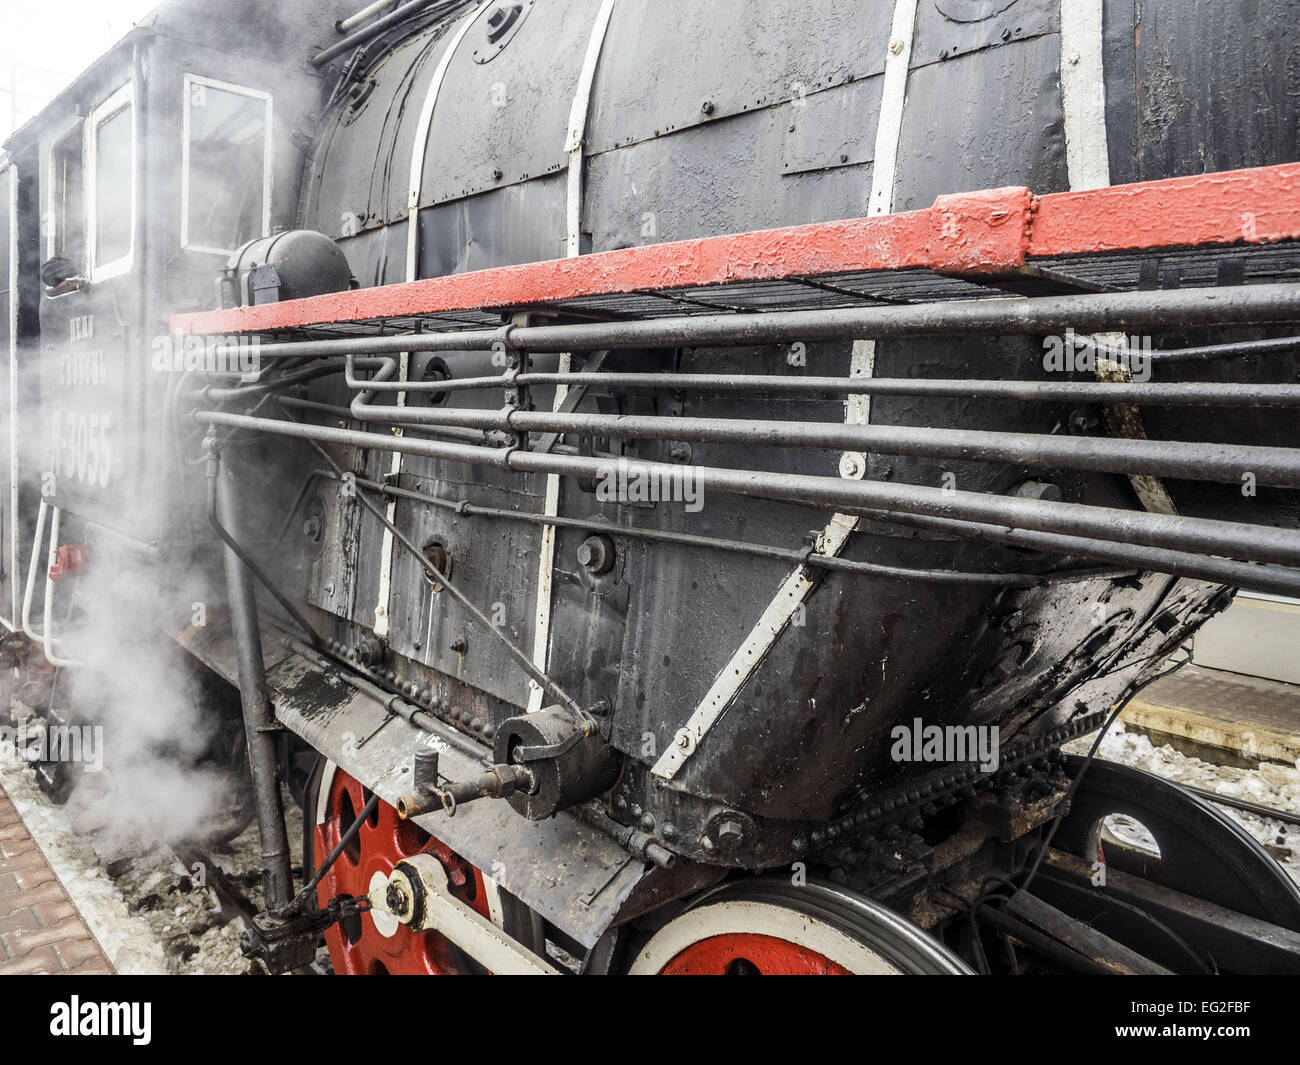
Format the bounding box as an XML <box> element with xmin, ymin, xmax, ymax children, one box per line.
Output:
<box><xmin>316</xmin><ymin>768</ymin><xmax>493</xmax><ymax>975</ymax></box>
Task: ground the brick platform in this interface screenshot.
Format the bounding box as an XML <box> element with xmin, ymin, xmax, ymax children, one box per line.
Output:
<box><xmin>0</xmin><ymin>782</ymin><xmax>114</xmax><ymax>974</ymax></box>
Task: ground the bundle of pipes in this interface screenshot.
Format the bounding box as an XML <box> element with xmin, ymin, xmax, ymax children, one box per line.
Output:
<box><xmin>337</xmin><ymin>356</ymin><xmax>1300</xmax><ymax>489</ymax></box>
<box><xmin>336</xmin><ymin>0</ymin><xmax>401</xmax><ymax>34</ymax></box>
<box><xmin>316</xmin><ymin>0</ymin><xmax>474</xmax><ymax>67</ymax></box>
<box><xmin>192</xmin><ymin>281</ymin><xmax>1300</xmax><ymax>597</ymax></box>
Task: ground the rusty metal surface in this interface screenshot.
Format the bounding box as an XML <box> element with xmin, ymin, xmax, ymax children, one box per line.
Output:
<box><xmin>1043</xmin><ymin>850</ymin><xmax>1300</xmax><ymax>975</ymax></box>
<box><xmin>1000</xmin><ymin>889</ymin><xmax>1171</xmax><ymax>976</ymax></box>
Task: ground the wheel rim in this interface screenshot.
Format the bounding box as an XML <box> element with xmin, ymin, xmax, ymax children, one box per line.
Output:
<box><xmin>650</xmin><ymin>912</ymin><xmax>859</xmax><ymax>975</ymax></box>
<box><xmin>629</xmin><ymin>878</ymin><xmax>973</xmax><ymax>975</ymax></box>
<box><xmin>315</xmin><ymin>767</ymin><xmax>492</xmax><ymax>975</ymax></box>
<box><xmin>1055</xmin><ymin>755</ymin><xmax>1300</xmax><ymax>930</ymax></box>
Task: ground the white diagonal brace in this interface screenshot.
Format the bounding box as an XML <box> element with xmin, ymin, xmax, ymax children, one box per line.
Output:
<box><xmin>651</xmin><ymin>1</ymin><xmax>918</xmax><ymax>779</ymax></box>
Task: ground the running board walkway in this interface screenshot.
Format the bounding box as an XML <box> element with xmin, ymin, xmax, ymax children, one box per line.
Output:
<box><xmin>176</xmin><ymin>163</ymin><xmax>1300</xmax><ymax>339</ymax></box>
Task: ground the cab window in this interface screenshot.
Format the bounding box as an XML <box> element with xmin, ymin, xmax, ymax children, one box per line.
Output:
<box><xmin>86</xmin><ymin>84</ymin><xmax>135</xmax><ymax>280</ymax></box>
<box><xmin>48</xmin><ymin>124</ymin><xmax>84</xmax><ymax>270</ymax></box>
<box><xmin>182</xmin><ymin>76</ymin><xmax>272</xmax><ymax>254</ymax></box>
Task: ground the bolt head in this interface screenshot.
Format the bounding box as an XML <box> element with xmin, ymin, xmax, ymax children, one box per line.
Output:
<box><xmin>577</xmin><ymin>535</ymin><xmax>614</xmax><ymax>576</ymax></box>
<box><xmin>385</xmin><ymin>881</ymin><xmax>410</xmax><ymax>915</ymax></box>
<box><xmin>839</xmin><ymin>452</ymin><xmax>866</xmax><ymax>480</ymax></box>
<box><xmin>716</xmin><ymin>820</ymin><xmax>745</xmax><ymax>851</ymax></box>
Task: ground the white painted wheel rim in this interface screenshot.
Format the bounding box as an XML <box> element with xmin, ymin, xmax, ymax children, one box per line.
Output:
<box><xmin>628</xmin><ymin>899</ymin><xmax>903</xmax><ymax>975</ymax></box>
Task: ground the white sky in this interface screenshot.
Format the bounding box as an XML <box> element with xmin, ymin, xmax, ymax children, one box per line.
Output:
<box><xmin>0</xmin><ymin>1</ymin><xmax>159</xmax><ymax>141</ymax></box>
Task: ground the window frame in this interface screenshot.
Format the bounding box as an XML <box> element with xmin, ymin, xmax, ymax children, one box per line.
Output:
<box><xmin>44</xmin><ymin>116</ymin><xmax>85</xmax><ymax>265</ymax></box>
<box><xmin>180</xmin><ymin>73</ymin><xmax>274</xmax><ymax>256</ymax></box>
<box><xmin>85</xmin><ymin>82</ymin><xmax>136</xmax><ymax>283</ymax></box>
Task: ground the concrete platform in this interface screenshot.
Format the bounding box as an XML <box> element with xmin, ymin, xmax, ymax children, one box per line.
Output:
<box><xmin>1121</xmin><ymin>664</ymin><xmax>1300</xmax><ymax>767</ymax></box>
<box><xmin>0</xmin><ymin>782</ymin><xmax>114</xmax><ymax>974</ymax></box>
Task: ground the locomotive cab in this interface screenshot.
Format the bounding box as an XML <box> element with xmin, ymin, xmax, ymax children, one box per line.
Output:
<box><xmin>3</xmin><ymin>1</ymin><xmax>356</xmax><ymax>557</ymax></box>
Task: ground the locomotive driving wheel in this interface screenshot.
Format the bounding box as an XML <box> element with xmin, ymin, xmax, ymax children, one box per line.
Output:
<box><xmin>628</xmin><ymin>877</ymin><xmax>973</xmax><ymax>975</ymax></box>
<box><xmin>310</xmin><ymin>764</ymin><xmax>494</xmax><ymax>975</ymax></box>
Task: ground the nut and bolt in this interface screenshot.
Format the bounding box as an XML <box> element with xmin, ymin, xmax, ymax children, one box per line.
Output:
<box><xmin>385</xmin><ymin>880</ymin><xmax>410</xmax><ymax>915</ymax></box>
<box><xmin>576</xmin><ymin>535</ymin><xmax>615</xmax><ymax>576</ymax></box>
<box><xmin>715</xmin><ymin>817</ymin><xmax>746</xmax><ymax>852</ymax></box>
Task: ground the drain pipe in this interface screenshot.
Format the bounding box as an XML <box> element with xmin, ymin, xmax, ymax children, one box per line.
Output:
<box><xmin>206</xmin><ymin>432</ymin><xmax>293</xmax><ymax>911</ymax></box>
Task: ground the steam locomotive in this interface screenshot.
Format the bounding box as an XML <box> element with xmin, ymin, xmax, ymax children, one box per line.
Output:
<box><xmin>3</xmin><ymin>0</ymin><xmax>1300</xmax><ymax>974</ymax></box>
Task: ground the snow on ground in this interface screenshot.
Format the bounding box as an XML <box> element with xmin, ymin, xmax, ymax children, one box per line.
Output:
<box><xmin>1064</xmin><ymin>721</ymin><xmax>1300</xmax><ymax>887</ymax></box>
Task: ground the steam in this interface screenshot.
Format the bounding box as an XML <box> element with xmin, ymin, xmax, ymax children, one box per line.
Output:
<box><xmin>1</xmin><ymin>0</ymin><xmax>368</xmax><ymax>862</ymax></box>
<box><xmin>2</xmin><ymin>335</ymin><xmax>242</xmax><ymax>855</ymax></box>
<box><xmin>46</xmin><ymin>541</ymin><xmax>234</xmax><ymax>853</ymax></box>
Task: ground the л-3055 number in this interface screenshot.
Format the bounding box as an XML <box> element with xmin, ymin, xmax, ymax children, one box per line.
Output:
<box><xmin>51</xmin><ymin>411</ymin><xmax>113</xmax><ymax>488</ymax></box>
